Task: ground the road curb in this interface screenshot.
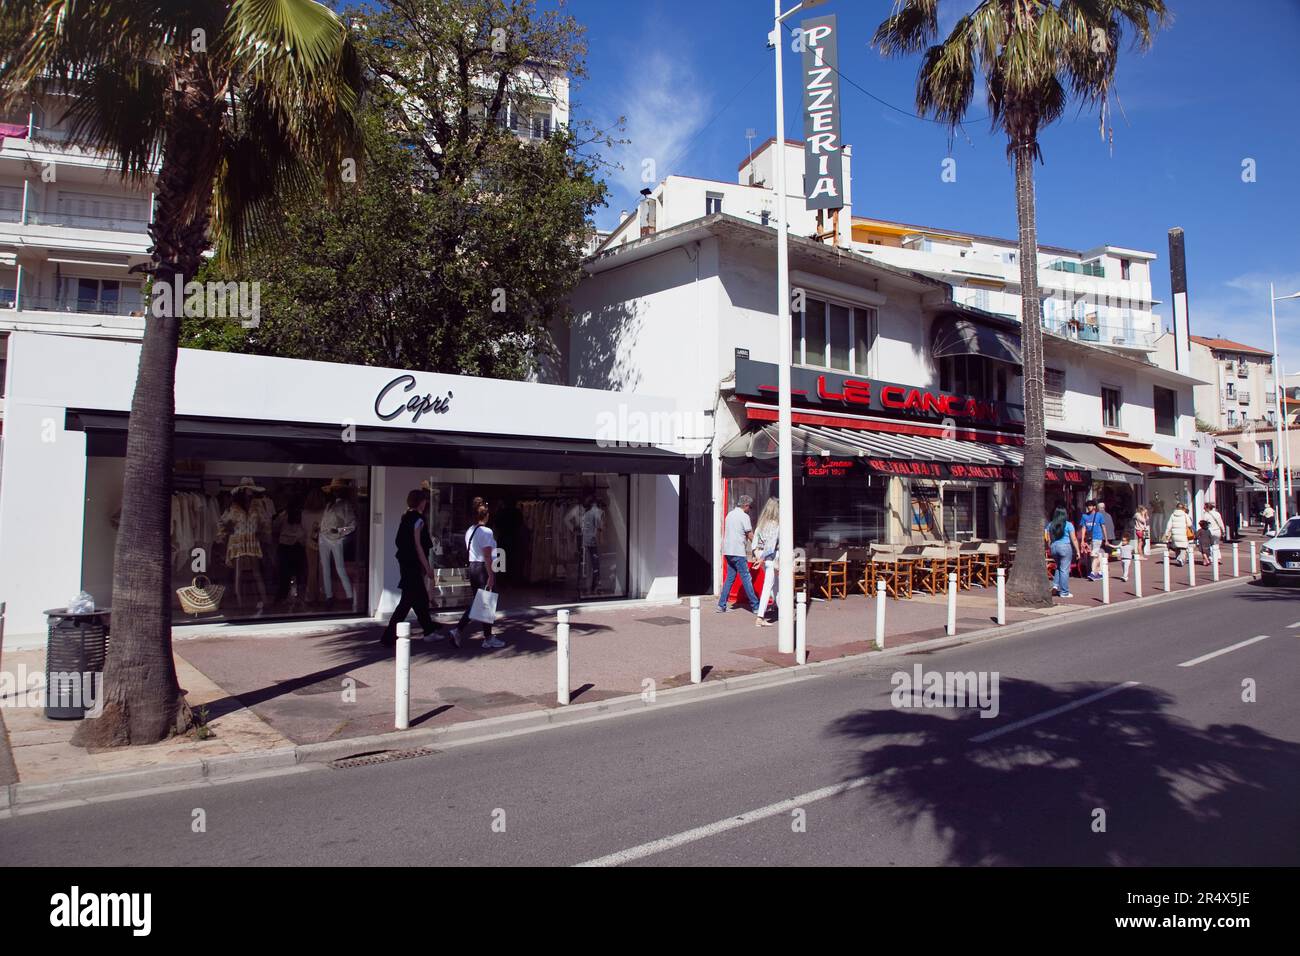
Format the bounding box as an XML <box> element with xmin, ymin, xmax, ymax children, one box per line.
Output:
<box><xmin>2</xmin><ymin>574</ymin><xmax>1253</xmax><ymax>810</ymax></box>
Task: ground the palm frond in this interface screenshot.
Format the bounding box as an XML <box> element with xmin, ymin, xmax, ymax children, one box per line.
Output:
<box><xmin>873</xmin><ymin>0</ymin><xmax>943</xmax><ymax>56</ymax></box>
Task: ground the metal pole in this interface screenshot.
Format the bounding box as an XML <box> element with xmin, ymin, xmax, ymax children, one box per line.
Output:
<box><xmin>1233</xmin><ymin>541</ymin><xmax>1240</xmax><ymax>578</ymax></box>
<box><xmin>794</xmin><ymin>590</ymin><xmax>807</xmax><ymax>664</ymax></box>
<box><xmin>773</xmin><ymin>0</ymin><xmax>796</xmax><ymax>656</ymax></box>
<box><xmin>996</xmin><ymin>566</ymin><xmax>1006</xmax><ymax>625</ymax></box>
<box><xmin>395</xmin><ymin>623</ymin><xmax>411</xmax><ymax>730</ymax></box>
<box><xmin>946</xmin><ymin>572</ymin><xmax>956</xmax><ymax>636</ymax></box>
<box><xmin>689</xmin><ymin>596</ymin><xmax>701</xmax><ymax>684</ymax></box>
<box><xmin>875</xmin><ymin>579</ymin><xmax>886</xmax><ymax>649</ymax></box>
<box><xmin>556</xmin><ymin>609</ymin><xmax>570</xmax><ymax>705</ymax></box>
<box><xmin>1134</xmin><ymin>551</ymin><xmax>1142</xmax><ymax>598</ymax></box>
<box><xmin>1163</xmin><ymin>549</ymin><xmax>1171</xmax><ymax>592</ymax></box>
<box><xmin>1270</xmin><ymin>284</ymin><xmax>1288</xmax><ymax>523</ymax></box>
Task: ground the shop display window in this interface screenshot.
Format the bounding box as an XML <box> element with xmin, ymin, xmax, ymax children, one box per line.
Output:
<box><xmin>422</xmin><ymin>474</ymin><xmax>629</xmax><ymax>608</ymax></box>
<box><xmin>82</xmin><ymin>459</ymin><xmax>371</xmax><ymax>623</ymax></box>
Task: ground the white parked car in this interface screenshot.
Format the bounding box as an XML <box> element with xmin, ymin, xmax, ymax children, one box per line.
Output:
<box><xmin>1259</xmin><ymin>517</ymin><xmax>1300</xmax><ymax>586</ymax></box>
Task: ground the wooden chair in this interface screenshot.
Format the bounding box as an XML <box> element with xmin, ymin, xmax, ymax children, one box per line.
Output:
<box><xmin>915</xmin><ymin>547</ymin><xmax>949</xmax><ymax>595</ymax></box>
<box><xmin>960</xmin><ymin>541</ymin><xmax>991</xmax><ymax>587</ymax></box>
<box><xmin>873</xmin><ymin>556</ymin><xmax>914</xmax><ymax>599</ymax></box>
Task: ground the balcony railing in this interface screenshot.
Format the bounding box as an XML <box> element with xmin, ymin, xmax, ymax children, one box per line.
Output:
<box><xmin>17</xmin><ymin>295</ymin><xmax>145</xmax><ymax>317</ymax></box>
<box><xmin>26</xmin><ymin>209</ymin><xmax>150</xmax><ymax>233</ymax></box>
<box><xmin>0</xmin><ymin>207</ymin><xmax>21</xmax><ymax>223</ymax></box>
<box><xmin>1238</xmin><ymin>391</ymin><xmax>1251</xmax><ymax>404</ymax></box>
<box><xmin>1</xmin><ymin>288</ymin><xmax>15</xmax><ymax>309</ymax></box>
<box><xmin>1041</xmin><ymin>316</ymin><xmax>1155</xmax><ymax>349</ymax></box>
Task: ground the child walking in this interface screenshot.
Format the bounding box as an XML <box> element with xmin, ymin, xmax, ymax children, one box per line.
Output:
<box><xmin>1118</xmin><ymin>534</ymin><xmax>1135</xmax><ymax>582</ymax></box>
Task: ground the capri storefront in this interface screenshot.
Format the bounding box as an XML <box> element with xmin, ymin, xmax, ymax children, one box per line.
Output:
<box><xmin>0</xmin><ymin>332</ymin><xmax>696</xmax><ymax>647</ymax></box>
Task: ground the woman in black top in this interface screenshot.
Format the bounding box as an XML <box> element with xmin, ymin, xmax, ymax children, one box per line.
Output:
<box><xmin>381</xmin><ymin>489</ymin><xmax>445</xmax><ymax>645</ymax></box>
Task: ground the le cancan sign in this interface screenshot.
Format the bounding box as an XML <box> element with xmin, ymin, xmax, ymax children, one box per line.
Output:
<box><xmin>734</xmin><ymin>355</ymin><xmax>1025</xmax><ymax>429</ymax></box>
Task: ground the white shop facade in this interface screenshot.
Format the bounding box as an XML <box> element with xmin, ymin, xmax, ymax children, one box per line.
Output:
<box><xmin>0</xmin><ymin>332</ymin><xmax>697</xmax><ymax>648</ymax></box>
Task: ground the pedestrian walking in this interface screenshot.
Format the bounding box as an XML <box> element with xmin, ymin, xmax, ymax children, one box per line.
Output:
<box><xmin>449</xmin><ymin>502</ymin><xmax>503</xmax><ymax>649</ymax></box>
<box><xmin>1044</xmin><ymin>506</ymin><xmax>1078</xmax><ymax>599</ymax></box>
<box><xmin>1200</xmin><ymin>502</ymin><xmax>1227</xmax><ymax>563</ymax></box>
<box><xmin>717</xmin><ymin>495</ymin><xmax>760</xmax><ymax>614</ymax></box>
<box><xmin>1262</xmin><ymin>503</ymin><xmax>1275</xmax><ymax>535</ymax></box>
<box><xmin>1079</xmin><ymin>500</ymin><xmax>1108</xmax><ymax>581</ymax></box>
<box><xmin>751</xmin><ymin>497</ymin><xmax>780</xmax><ymax>627</ymax></box>
<box><xmin>1133</xmin><ymin>505</ymin><xmax>1150</xmax><ymax>559</ymax></box>
<box><xmin>1195</xmin><ymin>520</ymin><xmax>1215</xmax><ymax>566</ymax></box>
<box><xmin>382</xmin><ymin>489</ymin><xmax>444</xmax><ymax>646</ymax></box>
<box><xmin>1164</xmin><ymin>502</ymin><xmax>1192</xmax><ymax>566</ymax></box>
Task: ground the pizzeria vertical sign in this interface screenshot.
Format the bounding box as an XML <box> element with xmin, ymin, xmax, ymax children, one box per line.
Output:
<box><xmin>800</xmin><ymin>13</ymin><xmax>843</xmax><ymax>210</ymax></box>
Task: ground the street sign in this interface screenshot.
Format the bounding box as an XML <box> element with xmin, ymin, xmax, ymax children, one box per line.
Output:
<box><xmin>800</xmin><ymin>13</ymin><xmax>843</xmax><ymax>211</ymax></box>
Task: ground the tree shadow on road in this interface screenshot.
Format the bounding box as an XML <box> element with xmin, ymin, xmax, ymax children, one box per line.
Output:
<box><xmin>830</xmin><ymin>678</ymin><xmax>1300</xmax><ymax>865</ymax></box>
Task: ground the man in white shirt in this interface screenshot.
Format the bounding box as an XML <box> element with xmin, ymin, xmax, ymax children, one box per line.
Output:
<box><xmin>717</xmin><ymin>495</ymin><xmax>759</xmax><ymax>613</ymax></box>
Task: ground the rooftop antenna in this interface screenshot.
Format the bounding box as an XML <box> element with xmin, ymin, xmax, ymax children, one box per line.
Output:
<box><xmin>745</xmin><ymin>127</ymin><xmax>757</xmax><ymax>184</ymax></box>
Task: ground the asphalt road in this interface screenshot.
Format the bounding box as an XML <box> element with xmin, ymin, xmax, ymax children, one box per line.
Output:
<box><xmin>2</xmin><ymin>581</ymin><xmax>1298</xmax><ymax>867</ymax></box>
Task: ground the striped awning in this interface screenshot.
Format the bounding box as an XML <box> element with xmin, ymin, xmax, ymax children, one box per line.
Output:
<box><xmin>722</xmin><ymin>423</ymin><xmax>1090</xmax><ymax>483</ymax></box>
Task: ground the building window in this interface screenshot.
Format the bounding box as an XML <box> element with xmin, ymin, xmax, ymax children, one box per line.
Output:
<box><xmin>1101</xmin><ymin>385</ymin><xmax>1122</xmax><ymax>429</ymax></box>
<box><xmin>1153</xmin><ymin>386</ymin><xmax>1178</xmax><ymax>437</ymax></box>
<box><xmin>942</xmin><ymin>486</ymin><xmax>990</xmax><ymax>541</ymax></box>
<box><xmin>1120</xmin><ymin>258</ymin><xmax>1131</xmax><ymax>280</ymax></box>
<box><xmin>792</xmin><ymin>294</ymin><xmax>876</xmax><ymax>375</ymax></box>
<box><xmin>705</xmin><ymin>192</ymin><xmax>723</xmax><ymax>215</ymax></box>
<box><xmin>1044</xmin><ymin>368</ymin><xmax>1065</xmax><ymax>420</ymax></box>
<box><xmin>1257</xmin><ymin>440</ymin><xmax>1274</xmax><ymax>463</ymax></box>
<box><xmin>939</xmin><ymin>355</ymin><xmax>1007</xmax><ymax>402</ymax></box>
<box><xmin>1227</xmin><ymin>409</ymin><xmax>1237</xmax><ymax>426</ymax></box>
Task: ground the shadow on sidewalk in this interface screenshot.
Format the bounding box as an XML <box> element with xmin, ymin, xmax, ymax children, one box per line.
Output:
<box><xmin>829</xmin><ymin>679</ymin><xmax>1300</xmax><ymax>865</ymax></box>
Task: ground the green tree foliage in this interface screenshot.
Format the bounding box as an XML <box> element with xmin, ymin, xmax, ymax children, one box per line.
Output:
<box><xmin>186</xmin><ymin>0</ymin><xmax>611</xmax><ymax>378</ymax></box>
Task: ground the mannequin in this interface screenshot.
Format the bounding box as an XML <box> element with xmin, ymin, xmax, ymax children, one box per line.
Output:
<box><xmin>218</xmin><ymin>478</ymin><xmax>268</xmax><ymax>612</ymax></box>
<box><xmin>319</xmin><ymin>478</ymin><xmax>358</xmax><ymax>610</ymax></box>
<box><xmin>302</xmin><ymin>486</ymin><xmax>325</xmax><ymax>602</ymax></box>
<box><xmin>580</xmin><ymin>496</ymin><xmax>605</xmax><ymax>593</ymax></box>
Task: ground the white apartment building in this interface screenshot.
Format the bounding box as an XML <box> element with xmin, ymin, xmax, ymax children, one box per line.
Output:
<box><xmin>1</xmin><ymin>85</ymin><xmax>154</xmax><ymax>428</ymax></box>
<box><xmin>1154</xmin><ymin>333</ymin><xmax>1278</xmax><ymax>431</ymax></box>
<box><xmin>603</xmin><ymin>138</ymin><xmax>1159</xmax><ymax>354</ymax></box>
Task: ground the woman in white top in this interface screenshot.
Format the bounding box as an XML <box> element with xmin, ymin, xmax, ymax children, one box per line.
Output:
<box><xmin>751</xmin><ymin>498</ymin><xmax>780</xmax><ymax>627</ymax></box>
<box><xmin>1163</xmin><ymin>502</ymin><xmax>1192</xmax><ymax>566</ymax></box>
<box><xmin>451</xmin><ymin>502</ymin><xmax>504</xmax><ymax>649</ymax></box>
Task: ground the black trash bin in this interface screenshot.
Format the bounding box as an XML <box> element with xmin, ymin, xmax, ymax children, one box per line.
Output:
<box><xmin>43</xmin><ymin>608</ymin><xmax>111</xmax><ymax>720</ymax></box>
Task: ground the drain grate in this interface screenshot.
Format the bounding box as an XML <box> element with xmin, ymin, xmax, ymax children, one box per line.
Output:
<box><xmin>329</xmin><ymin>746</ymin><xmax>438</xmax><ymax>769</ymax></box>
<box><xmin>637</xmin><ymin>616</ymin><xmax>688</xmax><ymax>627</ymax></box>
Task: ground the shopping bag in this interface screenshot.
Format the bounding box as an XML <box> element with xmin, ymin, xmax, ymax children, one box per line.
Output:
<box><xmin>468</xmin><ymin>587</ymin><xmax>498</xmax><ymax>624</ymax></box>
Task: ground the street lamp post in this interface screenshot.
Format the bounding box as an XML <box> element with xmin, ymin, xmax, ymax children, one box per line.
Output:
<box><xmin>1269</xmin><ymin>284</ymin><xmax>1300</xmax><ymax>524</ymax></box>
<box><xmin>771</xmin><ymin>0</ymin><xmax>824</xmax><ymax>653</ymax></box>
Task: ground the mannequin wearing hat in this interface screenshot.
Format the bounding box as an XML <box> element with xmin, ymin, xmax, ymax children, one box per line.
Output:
<box><xmin>320</xmin><ymin>478</ymin><xmax>358</xmax><ymax>609</ymax></box>
<box><xmin>217</xmin><ymin>477</ymin><xmax>268</xmax><ymax>611</ymax></box>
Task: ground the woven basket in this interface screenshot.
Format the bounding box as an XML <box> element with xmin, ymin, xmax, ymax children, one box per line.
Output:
<box><xmin>176</xmin><ymin>575</ymin><xmax>226</xmax><ymax>616</ymax></box>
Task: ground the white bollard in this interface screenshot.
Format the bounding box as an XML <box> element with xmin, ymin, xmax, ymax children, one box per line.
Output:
<box><xmin>875</xmin><ymin>579</ymin><xmax>886</xmax><ymax>650</ymax></box>
<box><xmin>1101</xmin><ymin>563</ymin><xmax>1110</xmax><ymax>605</ymax></box>
<box><xmin>996</xmin><ymin>567</ymin><xmax>1006</xmax><ymax>625</ymax></box>
<box><xmin>795</xmin><ymin>591</ymin><xmax>807</xmax><ymax>665</ymax></box>
<box><xmin>1250</xmin><ymin>541</ymin><xmax>1257</xmax><ymax>576</ymax></box>
<box><xmin>1134</xmin><ymin>552</ymin><xmax>1143</xmax><ymax>598</ymax></box>
<box><xmin>395</xmin><ymin>623</ymin><xmax>411</xmax><ymax>730</ymax></box>
<box><xmin>1163</xmin><ymin>550</ymin><xmax>1171</xmax><ymax>592</ymax></box>
<box><xmin>1187</xmin><ymin>555</ymin><xmax>1196</xmax><ymax>588</ymax></box>
<box><xmin>1233</xmin><ymin>542</ymin><xmax>1240</xmax><ymax>578</ymax></box>
<box><xmin>946</xmin><ymin>572</ymin><xmax>957</xmax><ymax>636</ymax></box>
<box><xmin>556</xmin><ymin>609</ymin><xmax>570</xmax><ymax>705</ymax></box>
<box><xmin>689</xmin><ymin>597</ymin><xmax>701</xmax><ymax>684</ymax></box>
<box><xmin>1212</xmin><ymin>549</ymin><xmax>1220</xmax><ymax>582</ymax></box>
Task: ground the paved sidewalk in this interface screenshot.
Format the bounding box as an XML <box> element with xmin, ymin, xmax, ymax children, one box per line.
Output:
<box><xmin>0</xmin><ymin>542</ymin><xmax>1269</xmax><ymax>795</ymax></box>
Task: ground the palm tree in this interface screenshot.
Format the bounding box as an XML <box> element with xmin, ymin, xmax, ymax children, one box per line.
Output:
<box><xmin>1</xmin><ymin>0</ymin><xmax>363</xmax><ymax>745</ymax></box>
<box><xmin>873</xmin><ymin>0</ymin><xmax>1167</xmax><ymax>607</ymax></box>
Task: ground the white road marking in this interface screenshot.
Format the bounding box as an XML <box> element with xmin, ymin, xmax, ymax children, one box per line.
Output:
<box><xmin>1177</xmin><ymin>635</ymin><xmax>1271</xmax><ymax>668</ymax></box>
<box><xmin>575</xmin><ymin>776</ymin><xmax>873</xmax><ymax>867</ymax></box>
<box><xmin>968</xmin><ymin>682</ymin><xmax>1141</xmax><ymax>744</ymax></box>
<box><xmin>1288</xmin><ymin>621</ymin><xmax>1300</xmax><ymax>629</ymax></box>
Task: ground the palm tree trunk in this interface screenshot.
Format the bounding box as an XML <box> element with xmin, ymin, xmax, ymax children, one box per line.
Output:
<box><xmin>72</xmin><ymin>83</ymin><xmax>216</xmax><ymax>747</ymax></box>
<box><xmin>1006</xmin><ymin>139</ymin><xmax>1052</xmax><ymax>608</ymax></box>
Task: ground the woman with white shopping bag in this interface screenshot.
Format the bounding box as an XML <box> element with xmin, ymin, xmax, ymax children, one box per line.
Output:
<box><xmin>450</xmin><ymin>502</ymin><xmax>504</xmax><ymax>649</ymax></box>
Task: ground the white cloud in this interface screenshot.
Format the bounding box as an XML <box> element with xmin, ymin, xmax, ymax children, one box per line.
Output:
<box><xmin>597</xmin><ymin>50</ymin><xmax>711</xmax><ymax>229</ymax></box>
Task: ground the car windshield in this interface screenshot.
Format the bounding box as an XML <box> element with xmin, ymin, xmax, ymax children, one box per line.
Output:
<box><xmin>1281</xmin><ymin>518</ymin><xmax>1300</xmax><ymax>538</ymax></box>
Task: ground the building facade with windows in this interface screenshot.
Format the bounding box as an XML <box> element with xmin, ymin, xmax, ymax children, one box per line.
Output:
<box><xmin>1</xmin><ymin>85</ymin><xmax>154</xmax><ymax>433</ymax></box>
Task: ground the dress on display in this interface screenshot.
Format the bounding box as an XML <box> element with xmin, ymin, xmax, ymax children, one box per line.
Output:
<box><xmin>220</xmin><ymin>504</ymin><xmax>262</xmax><ymax>563</ymax></box>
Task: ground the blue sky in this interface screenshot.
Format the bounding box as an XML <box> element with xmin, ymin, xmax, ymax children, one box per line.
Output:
<box><xmin>561</xmin><ymin>0</ymin><xmax>1300</xmax><ymax>371</ymax></box>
